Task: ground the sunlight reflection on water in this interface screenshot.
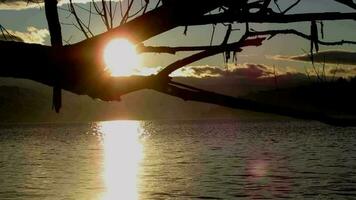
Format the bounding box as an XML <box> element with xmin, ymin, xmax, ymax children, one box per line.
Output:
<box><xmin>98</xmin><ymin>120</ymin><xmax>143</xmax><ymax>200</ymax></box>
<box><xmin>1</xmin><ymin>120</ymin><xmax>356</xmax><ymax>199</ymax></box>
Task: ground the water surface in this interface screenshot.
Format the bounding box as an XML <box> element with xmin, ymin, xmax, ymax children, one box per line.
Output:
<box><xmin>1</xmin><ymin>120</ymin><xmax>356</xmax><ymax>199</ymax></box>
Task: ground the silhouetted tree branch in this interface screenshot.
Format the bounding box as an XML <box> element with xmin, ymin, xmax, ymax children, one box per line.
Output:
<box><xmin>1</xmin><ymin>0</ymin><xmax>356</xmax><ymax>125</ymax></box>
<box><xmin>44</xmin><ymin>0</ymin><xmax>63</xmax><ymax>113</ymax></box>
<box><xmin>248</xmin><ymin>29</ymin><xmax>356</xmax><ymax>46</ymax></box>
<box><xmin>157</xmin><ymin>81</ymin><xmax>356</xmax><ymax>127</ymax></box>
<box><xmin>334</xmin><ymin>0</ymin><xmax>356</xmax><ymax>9</ymax></box>
<box><xmin>158</xmin><ymin>36</ymin><xmax>266</xmax><ymax>77</ymax></box>
<box><xmin>138</xmin><ymin>38</ymin><xmax>266</xmax><ymax>54</ymax></box>
<box><xmin>184</xmin><ymin>12</ymin><xmax>356</xmax><ymax>25</ymax></box>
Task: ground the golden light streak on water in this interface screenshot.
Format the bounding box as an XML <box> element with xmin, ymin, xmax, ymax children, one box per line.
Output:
<box><xmin>98</xmin><ymin>120</ymin><xmax>143</xmax><ymax>200</ymax></box>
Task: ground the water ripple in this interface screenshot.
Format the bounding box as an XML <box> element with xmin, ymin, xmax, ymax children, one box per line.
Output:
<box><xmin>1</xmin><ymin>120</ymin><xmax>356</xmax><ymax>199</ymax></box>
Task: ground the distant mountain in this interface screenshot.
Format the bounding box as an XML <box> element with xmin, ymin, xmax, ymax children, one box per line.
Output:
<box><xmin>0</xmin><ymin>85</ymin><xmax>275</xmax><ymax>123</ymax></box>
<box><xmin>0</xmin><ymin>75</ymin><xmax>315</xmax><ymax>123</ymax></box>
<box><xmin>0</xmin><ymin>85</ymin><xmax>123</xmax><ymax>122</ymax></box>
<box><xmin>247</xmin><ymin>78</ymin><xmax>356</xmax><ymax>118</ymax></box>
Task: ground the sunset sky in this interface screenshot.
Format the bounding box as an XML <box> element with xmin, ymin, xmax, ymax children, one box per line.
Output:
<box><xmin>1</xmin><ymin>0</ymin><xmax>356</xmax><ymax>78</ymax></box>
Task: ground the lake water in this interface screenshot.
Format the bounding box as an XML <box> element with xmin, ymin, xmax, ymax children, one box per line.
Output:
<box><xmin>1</xmin><ymin>120</ymin><xmax>356</xmax><ymax>199</ymax></box>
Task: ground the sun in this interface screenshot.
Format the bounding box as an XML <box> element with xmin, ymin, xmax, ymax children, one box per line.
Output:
<box><xmin>103</xmin><ymin>38</ymin><xmax>140</xmax><ymax>76</ymax></box>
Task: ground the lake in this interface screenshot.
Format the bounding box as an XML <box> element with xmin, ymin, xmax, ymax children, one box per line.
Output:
<box><xmin>1</xmin><ymin>119</ymin><xmax>356</xmax><ymax>199</ymax></box>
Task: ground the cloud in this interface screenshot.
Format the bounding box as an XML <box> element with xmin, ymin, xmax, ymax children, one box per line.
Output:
<box><xmin>108</xmin><ymin>64</ymin><xmax>284</xmax><ymax>79</ymax></box>
<box><xmin>0</xmin><ymin>0</ymin><xmax>120</xmax><ymax>10</ymax></box>
<box><xmin>0</xmin><ymin>26</ymin><xmax>49</xmax><ymax>44</ymax></box>
<box><xmin>270</xmin><ymin>50</ymin><xmax>356</xmax><ymax>66</ymax></box>
<box><xmin>329</xmin><ymin>67</ymin><xmax>356</xmax><ymax>75</ymax></box>
<box><xmin>231</xmin><ymin>64</ymin><xmax>274</xmax><ymax>79</ymax></box>
<box><xmin>132</xmin><ymin>66</ymin><xmax>163</xmax><ymax>76</ymax></box>
<box><xmin>173</xmin><ymin>65</ymin><xmax>225</xmax><ymax>78</ymax></box>
<box><xmin>0</xmin><ymin>0</ymin><xmax>42</xmax><ymax>10</ymax></box>
<box><xmin>172</xmin><ymin>64</ymin><xmax>282</xmax><ymax>79</ymax></box>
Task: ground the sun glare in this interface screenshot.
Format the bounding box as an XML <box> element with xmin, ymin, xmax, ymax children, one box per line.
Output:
<box><xmin>104</xmin><ymin>39</ymin><xmax>140</xmax><ymax>76</ymax></box>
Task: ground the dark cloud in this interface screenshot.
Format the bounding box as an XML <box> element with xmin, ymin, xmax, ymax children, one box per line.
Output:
<box><xmin>271</xmin><ymin>50</ymin><xmax>356</xmax><ymax>66</ymax></box>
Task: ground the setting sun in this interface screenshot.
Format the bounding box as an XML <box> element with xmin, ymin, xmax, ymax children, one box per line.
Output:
<box><xmin>103</xmin><ymin>38</ymin><xmax>140</xmax><ymax>76</ymax></box>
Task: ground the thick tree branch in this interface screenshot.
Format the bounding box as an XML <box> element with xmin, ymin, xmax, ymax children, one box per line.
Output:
<box><xmin>154</xmin><ymin>81</ymin><xmax>356</xmax><ymax>127</ymax></box>
<box><xmin>73</xmin><ymin>1</ymin><xmax>220</xmax><ymax>49</ymax></box>
<box><xmin>259</xmin><ymin>0</ymin><xmax>272</xmax><ymax>14</ymax></box>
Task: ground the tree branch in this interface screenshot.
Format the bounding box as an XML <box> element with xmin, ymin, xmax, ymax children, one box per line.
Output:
<box><xmin>2</xmin><ymin>0</ymin><xmax>356</xmax><ymax>126</ymax></box>
<box><xmin>334</xmin><ymin>0</ymin><xmax>356</xmax><ymax>9</ymax></box>
<box><xmin>44</xmin><ymin>0</ymin><xmax>63</xmax><ymax>113</ymax></box>
<box><xmin>157</xmin><ymin>37</ymin><xmax>265</xmax><ymax>77</ymax></box>
<box><xmin>183</xmin><ymin>12</ymin><xmax>356</xmax><ymax>25</ymax></box>
<box><xmin>249</xmin><ymin>29</ymin><xmax>356</xmax><ymax>46</ymax></box>
<box><xmin>138</xmin><ymin>38</ymin><xmax>266</xmax><ymax>54</ymax></box>
<box><xmin>154</xmin><ymin>81</ymin><xmax>356</xmax><ymax>127</ymax></box>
